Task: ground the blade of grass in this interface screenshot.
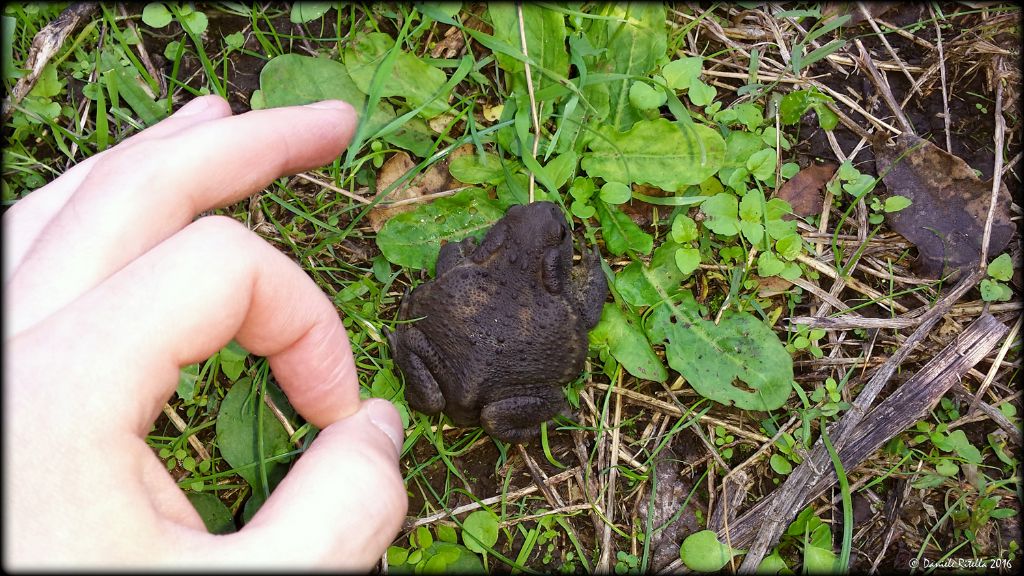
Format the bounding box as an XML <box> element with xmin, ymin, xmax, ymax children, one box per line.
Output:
<box><xmin>819</xmin><ymin>418</ymin><xmax>852</xmax><ymax>573</ymax></box>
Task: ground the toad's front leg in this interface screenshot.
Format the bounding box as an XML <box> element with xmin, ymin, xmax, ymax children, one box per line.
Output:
<box><xmin>388</xmin><ymin>325</ymin><xmax>447</xmax><ymax>415</ymax></box>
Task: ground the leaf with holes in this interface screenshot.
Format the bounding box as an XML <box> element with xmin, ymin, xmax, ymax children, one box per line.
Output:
<box><xmin>647</xmin><ymin>292</ymin><xmax>793</xmax><ymax>411</ymax></box>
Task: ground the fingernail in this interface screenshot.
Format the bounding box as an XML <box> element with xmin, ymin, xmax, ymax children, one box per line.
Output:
<box><xmin>365</xmin><ymin>399</ymin><xmax>404</xmax><ymax>456</ymax></box>
<box><xmin>303</xmin><ymin>99</ymin><xmax>352</xmax><ymax>112</ymax></box>
<box><xmin>175</xmin><ymin>96</ymin><xmax>212</xmax><ymax>117</ymax></box>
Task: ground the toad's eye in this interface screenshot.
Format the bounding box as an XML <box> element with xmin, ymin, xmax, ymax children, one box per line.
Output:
<box><xmin>558</xmin><ymin>225</ymin><xmax>568</xmax><ymax>240</ymax></box>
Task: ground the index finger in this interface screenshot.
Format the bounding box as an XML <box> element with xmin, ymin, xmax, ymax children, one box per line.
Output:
<box><xmin>5</xmin><ymin>100</ymin><xmax>357</xmax><ymax>337</ymax></box>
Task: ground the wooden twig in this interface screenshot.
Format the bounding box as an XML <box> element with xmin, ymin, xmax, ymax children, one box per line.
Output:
<box><xmin>515</xmin><ymin>1</ymin><xmax>541</xmax><ymax>204</ymax></box>
<box><xmin>732</xmin><ymin>268</ymin><xmax>988</xmax><ymax>571</ymax></box>
<box><xmin>405</xmin><ymin>467</ymin><xmax>581</xmax><ymax>529</ymax></box>
<box><xmin>980</xmin><ymin>54</ymin><xmax>1008</xmax><ymax>264</ymax></box>
<box><xmin>161</xmin><ymin>403</ymin><xmax>212</xmax><ymax>461</ymax></box>
<box><xmin>728</xmin><ymin>312</ymin><xmax>1009</xmax><ymax>570</ymax></box>
<box><xmin>928</xmin><ymin>5</ymin><xmax>953</xmax><ymax>154</ymax></box>
<box><xmin>588</xmin><ymin>382</ymin><xmax>769</xmax><ymax>444</ymax></box>
<box><xmin>1</xmin><ymin>3</ymin><xmax>98</xmax><ymax>121</ymax></box>
<box><xmin>855</xmin><ymin>39</ymin><xmax>914</xmax><ymax>134</ymax></box>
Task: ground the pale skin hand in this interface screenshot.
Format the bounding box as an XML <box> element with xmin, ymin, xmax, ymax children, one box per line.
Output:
<box><xmin>2</xmin><ymin>95</ymin><xmax>408</xmax><ymax>569</ymax></box>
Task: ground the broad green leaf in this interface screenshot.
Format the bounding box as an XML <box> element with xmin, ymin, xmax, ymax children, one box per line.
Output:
<box><xmin>582</xmin><ymin>118</ymin><xmax>725</xmax><ymax>191</ymax></box>
<box><xmin>177</xmin><ymin>364</ymin><xmax>199</xmax><ymax>403</ymax></box>
<box><xmin>943</xmin><ymin>429</ymin><xmax>983</xmax><ymax>464</ymax></box>
<box><xmin>757</xmin><ymin>251</ymin><xmax>786</xmax><ymax>277</ymax></box>
<box><xmin>700</xmin><ymin>193</ymin><xmax>740</xmax><ymax>237</ymax></box>
<box><xmin>688</xmin><ymin>79</ymin><xmax>716</xmax><ymax>107</ymax></box>
<box><xmin>739</xmin><ymin>189</ymin><xmax>765</xmax><ymax>245</ymax></box>
<box><xmin>595</xmin><ymin>202</ymin><xmax>653</xmax><ymax>256</ymax></box>
<box><xmin>219</xmin><ymin>340</ymin><xmax>249</xmax><ymax>381</ymax></box>
<box><xmin>570</xmin><ymin>177</ymin><xmax>596</xmax><ymax>201</ymax></box>
<box><xmin>419</xmin><ymin>542</ymin><xmax>484</xmax><ymax>573</ymax></box>
<box><xmin>599</xmin><ymin>181</ymin><xmax>632</xmax><ymax>204</ymax></box>
<box><xmin>387</xmin><ymin>546</ymin><xmax>409</xmax><ymax>566</ymax></box>
<box><xmin>496</xmin><ymin>172</ymin><xmax>536</xmax><ymax>206</ymax></box>
<box><xmin>584</xmin><ymin>3</ymin><xmax>666</xmax><ymax>130</ymax></box>
<box><xmin>224</xmin><ymin>31</ymin><xmax>244</xmax><ymax>50</ymax></box>
<box><xmin>769</xmin><ymin>454</ymin><xmax>792</xmax><ymax>475</ymax></box>
<box><xmin>734</xmin><ymin>102</ymin><xmax>764</xmax><ymax>131</ymax></box>
<box><xmin>775</xmin><ymin>233</ymin><xmax>803</xmax><ymax>260</ymax></box>
<box><xmin>449</xmin><ymin>152</ymin><xmax>509</xmax><ymax>184</ymax></box>
<box><xmin>842</xmin><ymin>173</ymin><xmax>876</xmax><ymax>198</ymax></box>
<box><xmin>779</xmin><ymin>90</ymin><xmax>810</xmax><ymax>125</ymax></box>
<box><xmin>376</xmin><ymin>188</ymin><xmax>506</xmax><ymax>272</ymax></box>
<box><xmin>648</xmin><ymin>294</ymin><xmax>794</xmax><ymax>411</ymax></box>
<box><xmin>803</xmin><ymin>545</ymin><xmax>839</xmax><ymax>574</ymax></box>
<box><xmin>765</xmin><ymin>198</ymin><xmax>798</xmax><ymax>239</ymax></box>
<box><xmin>343</xmin><ymin>32</ymin><xmax>449</xmax><ymax>118</ymax></box>
<box><xmin>988</xmin><ymin>253</ymin><xmax>1014</xmax><ymax>281</ymax></box>
<box><xmin>674</xmin><ymin>247</ymin><xmax>701</xmax><ymax>275</ymax></box>
<box><xmin>260</xmin><ymin>53</ymin><xmax>374</xmax><ymax>116</ymax></box>
<box><xmin>462</xmin><ymin>510</ymin><xmax>499</xmax><ymax>554</ymax></box>
<box><xmin>757</xmin><ymin>552</ymin><xmax>790</xmax><ymax>575</ymax></box>
<box><xmin>935</xmin><ymin>458</ymin><xmax>959</xmax><ymax>476</ymax></box>
<box><xmin>739</xmin><ymin>189</ymin><xmax>764</xmax><ymax>222</ymax></box>
<box><xmin>179</xmin><ymin>9</ymin><xmax>208</xmax><ymax>36</ymax></box>
<box><xmin>418</xmin><ymin>2</ymin><xmax>462</xmax><ymax>24</ymax></box>
<box><xmin>671</xmin><ymin>214</ymin><xmax>698</xmax><ymax>243</ymax></box>
<box><xmin>629</xmin><ymin>80</ymin><xmax>666</xmax><ymax>110</ymax></box>
<box><xmin>141</xmin><ymin>3</ymin><xmax>173</xmax><ymax>28</ymax></box>
<box><xmin>882</xmin><ymin>195</ymin><xmax>912</xmax><ymax>213</ymax></box>
<box><xmin>615</xmin><ymin>241</ymin><xmax>686</xmax><ymax>307</ymax></box>
<box><xmin>437</xmin><ymin>524</ymin><xmax>459</xmax><ymax>544</ymax></box>
<box><xmin>216</xmin><ymin>378</ymin><xmax>295</xmax><ymax>492</ymax></box>
<box><xmin>185</xmin><ymin>492</ymin><xmax>236</xmax><ymax>534</ymax></box>
<box><xmin>571</xmin><ymin>200</ymin><xmax>596</xmax><ymax>219</ymax></box>
<box><xmin>814</xmin><ymin>102</ymin><xmax>839</xmax><ymax>130</ymax></box>
<box><xmin>662</xmin><ymin>57</ymin><xmax>702</xmax><ymax>91</ymax></box>
<box><xmin>590</xmin><ymin>303</ymin><xmax>668</xmax><ymax>382</ymax></box>
<box><xmin>746</xmin><ymin>148</ymin><xmax>776</xmax><ymax>182</ymax></box>
<box><xmin>679</xmin><ymin>530</ymin><xmax>741</xmax><ymax>572</ymax></box>
<box><xmin>718</xmin><ymin>130</ymin><xmax>762</xmax><ymax>187</ymax></box>
<box><xmin>1</xmin><ymin>15</ymin><xmax>18</xmax><ymax>80</ymax></box>
<box><xmin>290</xmin><ymin>2</ymin><xmax>332</xmax><ymax>23</ymax></box>
<box><xmin>413</xmin><ymin>526</ymin><xmax>434</xmax><ymax>549</ymax></box>
<box><xmin>488</xmin><ymin>4</ymin><xmax>568</xmax><ymax>98</ymax></box>
<box><xmin>542</xmin><ymin>151</ymin><xmax>578</xmax><ymax>191</ymax></box>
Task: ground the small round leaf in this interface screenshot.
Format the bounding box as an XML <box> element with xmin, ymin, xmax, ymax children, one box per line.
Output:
<box><xmin>462</xmin><ymin>510</ymin><xmax>499</xmax><ymax>554</ymax></box>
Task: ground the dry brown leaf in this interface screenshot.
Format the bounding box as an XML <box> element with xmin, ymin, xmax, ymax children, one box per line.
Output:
<box><xmin>430</xmin><ymin>25</ymin><xmax>466</xmax><ymax>58</ymax></box>
<box><xmin>367</xmin><ymin>145</ymin><xmax>472</xmax><ymax>232</ymax></box>
<box><xmin>873</xmin><ymin>133</ymin><xmax>1014</xmax><ymax>279</ymax></box>
<box><xmin>775</xmin><ymin>162</ymin><xmax>836</xmax><ymax>219</ymax></box>
<box><xmin>482</xmin><ymin>103</ymin><xmax>504</xmax><ymax>123</ymax></box>
<box><xmin>754</xmin><ymin>275</ymin><xmax>795</xmax><ymax>298</ymax></box>
<box><xmin>820</xmin><ymin>2</ymin><xmax>897</xmax><ymax>26</ymax></box>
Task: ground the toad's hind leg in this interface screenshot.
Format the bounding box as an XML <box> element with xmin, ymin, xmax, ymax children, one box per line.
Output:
<box><xmin>479</xmin><ymin>387</ymin><xmax>566</xmax><ymax>444</ymax></box>
<box><xmin>388</xmin><ymin>326</ymin><xmax>447</xmax><ymax>415</ymax></box>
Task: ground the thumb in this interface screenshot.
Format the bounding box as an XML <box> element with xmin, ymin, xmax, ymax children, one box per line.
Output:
<box><xmin>193</xmin><ymin>398</ymin><xmax>408</xmax><ymax>569</ymax></box>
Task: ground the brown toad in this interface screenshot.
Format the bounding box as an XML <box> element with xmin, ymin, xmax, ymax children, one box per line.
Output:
<box><xmin>387</xmin><ymin>202</ymin><xmax>607</xmax><ymax>443</ymax></box>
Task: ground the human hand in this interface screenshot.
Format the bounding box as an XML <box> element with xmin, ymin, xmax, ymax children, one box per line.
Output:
<box><xmin>3</xmin><ymin>95</ymin><xmax>407</xmax><ymax>569</ymax></box>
